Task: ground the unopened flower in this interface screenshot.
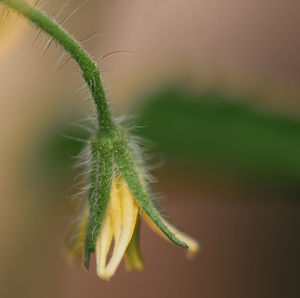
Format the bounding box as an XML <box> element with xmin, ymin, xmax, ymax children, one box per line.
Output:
<box><xmin>67</xmin><ymin>128</ymin><xmax>199</xmax><ymax>281</ymax></box>
<box><xmin>1</xmin><ymin>0</ymin><xmax>198</xmax><ymax>284</ymax></box>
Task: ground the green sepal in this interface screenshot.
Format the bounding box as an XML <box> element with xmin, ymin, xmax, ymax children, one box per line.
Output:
<box><xmin>114</xmin><ymin>134</ymin><xmax>188</xmax><ymax>250</ymax></box>
<box><xmin>84</xmin><ymin>133</ymin><xmax>114</xmax><ymax>268</ymax></box>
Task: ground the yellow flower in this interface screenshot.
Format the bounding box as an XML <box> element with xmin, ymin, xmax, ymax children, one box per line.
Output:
<box><xmin>2</xmin><ymin>0</ymin><xmax>197</xmax><ymax>283</ymax></box>
<box><xmin>68</xmin><ymin>174</ymin><xmax>199</xmax><ymax>281</ymax></box>
<box><xmin>66</xmin><ymin>107</ymin><xmax>198</xmax><ymax>282</ymax></box>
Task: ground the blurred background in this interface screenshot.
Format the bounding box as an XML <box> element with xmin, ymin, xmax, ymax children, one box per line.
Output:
<box><xmin>0</xmin><ymin>0</ymin><xmax>300</xmax><ymax>297</ymax></box>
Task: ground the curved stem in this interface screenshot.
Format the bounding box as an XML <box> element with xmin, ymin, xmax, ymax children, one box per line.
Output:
<box><xmin>1</xmin><ymin>0</ymin><xmax>114</xmax><ymax>129</ymax></box>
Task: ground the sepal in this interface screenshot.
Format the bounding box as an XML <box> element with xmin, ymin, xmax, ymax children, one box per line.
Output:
<box><xmin>114</xmin><ymin>138</ymin><xmax>189</xmax><ymax>250</ymax></box>
<box><xmin>84</xmin><ymin>133</ymin><xmax>113</xmax><ymax>268</ymax></box>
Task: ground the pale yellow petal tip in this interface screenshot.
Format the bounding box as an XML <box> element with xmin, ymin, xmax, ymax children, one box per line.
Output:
<box><xmin>65</xmin><ymin>247</ymin><xmax>84</xmax><ymax>265</ymax></box>
<box><xmin>125</xmin><ymin>255</ymin><xmax>145</xmax><ymax>272</ymax></box>
<box><xmin>97</xmin><ymin>269</ymin><xmax>115</xmax><ymax>282</ymax></box>
<box><xmin>127</xmin><ymin>263</ymin><xmax>145</xmax><ymax>272</ymax></box>
<box><xmin>186</xmin><ymin>240</ymin><xmax>201</xmax><ymax>259</ymax></box>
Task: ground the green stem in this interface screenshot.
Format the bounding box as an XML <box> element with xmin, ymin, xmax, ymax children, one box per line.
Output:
<box><xmin>1</xmin><ymin>0</ymin><xmax>114</xmax><ymax>129</ymax></box>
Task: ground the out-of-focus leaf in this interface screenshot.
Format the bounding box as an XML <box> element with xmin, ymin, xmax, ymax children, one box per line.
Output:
<box><xmin>135</xmin><ymin>87</ymin><xmax>300</xmax><ymax>188</ymax></box>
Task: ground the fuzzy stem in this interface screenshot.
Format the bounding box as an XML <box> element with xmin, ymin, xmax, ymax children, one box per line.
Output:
<box><xmin>1</xmin><ymin>0</ymin><xmax>114</xmax><ymax>129</ymax></box>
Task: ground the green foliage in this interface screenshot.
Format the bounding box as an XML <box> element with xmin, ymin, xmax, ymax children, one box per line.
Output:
<box><xmin>136</xmin><ymin>87</ymin><xmax>300</xmax><ymax>187</ymax></box>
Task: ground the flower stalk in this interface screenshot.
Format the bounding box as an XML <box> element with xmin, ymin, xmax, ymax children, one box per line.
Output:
<box><xmin>1</xmin><ymin>0</ymin><xmax>113</xmax><ymax>129</ymax></box>
<box><xmin>1</xmin><ymin>0</ymin><xmax>199</xmax><ymax>281</ymax></box>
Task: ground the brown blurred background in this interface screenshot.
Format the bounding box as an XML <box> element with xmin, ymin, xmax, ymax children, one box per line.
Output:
<box><xmin>0</xmin><ymin>1</ymin><xmax>300</xmax><ymax>297</ymax></box>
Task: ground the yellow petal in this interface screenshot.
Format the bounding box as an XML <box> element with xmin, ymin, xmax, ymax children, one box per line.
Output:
<box><xmin>66</xmin><ymin>200</ymin><xmax>89</xmax><ymax>262</ymax></box>
<box><xmin>125</xmin><ymin>217</ymin><xmax>145</xmax><ymax>271</ymax></box>
<box><xmin>96</xmin><ymin>209</ymin><xmax>113</xmax><ymax>276</ymax></box>
<box><xmin>96</xmin><ymin>176</ymin><xmax>139</xmax><ymax>281</ymax></box>
<box><xmin>143</xmin><ymin>210</ymin><xmax>200</xmax><ymax>257</ymax></box>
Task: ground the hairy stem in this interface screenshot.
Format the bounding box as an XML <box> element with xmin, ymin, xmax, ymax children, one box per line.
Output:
<box><xmin>1</xmin><ymin>0</ymin><xmax>114</xmax><ymax>129</ymax></box>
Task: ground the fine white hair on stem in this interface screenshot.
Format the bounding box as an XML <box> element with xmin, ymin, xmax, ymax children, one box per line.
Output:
<box><xmin>36</xmin><ymin>0</ymin><xmax>90</xmax><ymax>56</ymax></box>
<box><xmin>53</xmin><ymin>54</ymin><xmax>73</xmax><ymax>71</ymax></box>
<box><xmin>37</xmin><ymin>0</ymin><xmax>50</xmax><ymax>10</ymax></box>
<box><xmin>80</xmin><ymin>31</ymin><xmax>102</xmax><ymax>44</ymax></box>
<box><xmin>58</xmin><ymin>0</ymin><xmax>89</xmax><ymax>26</ymax></box>
<box><xmin>80</xmin><ymin>95</ymin><xmax>93</xmax><ymax>103</ymax></box>
<box><xmin>68</xmin><ymin>190</ymin><xmax>88</xmax><ymax>201</ymax></box>
<box><xmin>73</xmin><ymin>149</ymin><xmax>94</xmax><ymax>168</ymax></box>
<box><xmin>49</xmin><ymin>48</ymin><xmax>65</xmax><ymax>67</ymax></box>
<box><xmin>41</xmin><ymin>0</ymin><xmax>71</xmax><ymax>55</ymax></box>
<box><xmin>96</xmin><ymin>50</ymin><xmax>134</xmax><ymax>64</ymax></box>
<box><xmin>41</xmin><ymin>36</ymin><xmax>54</xmax><ymax>55</ymax></box>
<box><xmin>53</xmin><ymin>0</ymin><xmax>71</xmax><ymax>21</ymax></box>
<box><xmin>32</xmin><ymin>29</ymin><xmax>47</xmax><ymax>48</ymax></box>
<box><xmin>73</xmin><ymin>158</ymin><xmax>93</xmax><ymax>169</ymax></box>
<box><xmin>72</xmin><ymin>169</ymin><xmax>92</xmax><ymax>183</ymax></box>
<box><xmin>72</xmin><ymin>82</ymin><xmax>89</xmax><ymax>95</ymax></box>
<box><xmin>71</xmin><ymin>121</ymin><xmax>95</xmax><ymax>134</ymax></box>
<box><xmin>70</xmin><ymin>116</ymin><xmax>98</xmax><ymax>131</ymax></box>
<box><xmin>68</xmin><ymin>141</ymin><xmax>95</xmax><ymax>203</ymax></box>
<box><xmin>59</xmin><ymin>134</ymin><xmax>88</xmax><ymax>143</ymax></box>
